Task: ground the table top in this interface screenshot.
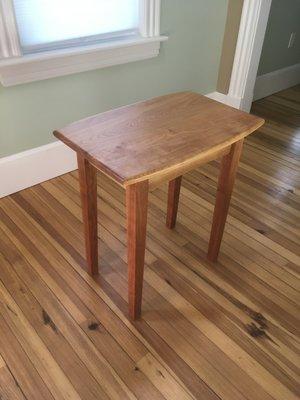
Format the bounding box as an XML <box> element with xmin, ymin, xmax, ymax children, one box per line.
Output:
<box><xmin>54</xmin><ymin>92</ymin><xmax>264</xmax><ymax>186</ymax></box>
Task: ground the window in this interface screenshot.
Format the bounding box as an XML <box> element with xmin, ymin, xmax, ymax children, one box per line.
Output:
<box><xmin>13</xmin><ymin>0</ymin><xmax>140</xmax><ymax>53</ymax></box>
<box><xmin>0</xmin><ymin>0</ymin><xmax>166</xmax><ymax>86</ymax></box>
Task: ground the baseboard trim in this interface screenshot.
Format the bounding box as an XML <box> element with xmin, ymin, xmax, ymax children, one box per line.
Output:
<box><xmin>0</xmin><ymin>91</ymin><xmax>238</xmax><ymax>198</ymax></box>
<box><xmin>0</xmin><ymin>142</ymin><xmax>77</xmax><ymax>198</ymax></box>
<box><xmin>254</xmin><ymin>63</ymin><xmax>300</xmax><ymax>101</ymax></box>
<box><xmin>206</xmin><ymin>91</ymin><xmax>242</xmax><ymax>109</ymax></box>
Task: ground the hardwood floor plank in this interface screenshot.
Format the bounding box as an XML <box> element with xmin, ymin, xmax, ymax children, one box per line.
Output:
<box><xmin>0</xmin><ymin>255</ymin><xmax>82</xmax><ymax>400</ymax></box>
<box><xmin>0</xmin><ymin>364</ymin><xmax>26</xmax><ymax>400</ymax></box>
<box><xmin>0</xmin><ymin>233</ymin><xmax>119</xmax><ymax>400</ymax></box>
<box><xmin>149</xmin><ymin>259</ymin><xmax>300</xmax><ymax>388</ymax></box>
<box><xmin>136</xmin><ymin>353</ymin><xmax>194</xmax><ymax>400</ymax></box>
<box><xmin>0</xmin><ymin>319</ymin><xmax>53</xmax><ymax>400</ymax></box>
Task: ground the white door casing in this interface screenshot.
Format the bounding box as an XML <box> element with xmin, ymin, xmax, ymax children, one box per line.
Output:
<box><xmin>228</xmin><ymin>0</ymin><xmax>272</xmax><ymax>111</ymax></box>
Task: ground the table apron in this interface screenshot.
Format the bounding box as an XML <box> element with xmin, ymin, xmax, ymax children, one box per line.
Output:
<box><xmin>148</xmin><ymin>146</ymin><xmax>230</xmax><ymax>190</ymax></box>
<box><xmin>89</xmin><ymin>145</ymin><xmax>230</xmax><ymax>190</ymax></box>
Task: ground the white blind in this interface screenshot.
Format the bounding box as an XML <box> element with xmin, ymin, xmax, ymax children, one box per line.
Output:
<box><xmin>13</xmin><ymin>0</ymin><xmax>139</xmax><ymax>51</ymax></box>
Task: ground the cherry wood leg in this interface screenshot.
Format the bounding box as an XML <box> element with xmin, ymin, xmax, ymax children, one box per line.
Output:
<box><xmin>126</xmin><ymin>180</ymin><xmax>149</xmax><ymax>320</ymax></box>
<box><xmin>77</xmin><ymin>154</ymin><xmax>99</xmax><ymax>275</ymax></box>
<box><xmin>166</xmin><ymin>176</ymin><xmax>182</xmax><ymax>229</ymax></box>
<box><xmin>207</xmin><ymin>139</ymin><xmax>244</xmax><ymax>262</ymax></box>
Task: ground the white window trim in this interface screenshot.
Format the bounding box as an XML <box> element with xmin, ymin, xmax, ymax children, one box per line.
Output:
<box><xmin>0</xmin><ymin>0</ymin><xmax>167</xmax><ymax>86</ymax></box>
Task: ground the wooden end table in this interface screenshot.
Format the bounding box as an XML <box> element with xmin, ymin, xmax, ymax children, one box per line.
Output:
<box><xmin>54</xmin><ymin>92</ymin><xmax>264</xmax><ymax>319</ymax></box>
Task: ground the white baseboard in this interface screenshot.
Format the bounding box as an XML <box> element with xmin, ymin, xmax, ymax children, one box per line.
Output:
<box><xmin>206</xmin><ymin>91</ymin><xmax>242</xmax><ymax>109</ymax></box>
<box><xmin>0</xmin><ymin>91</ymin><xmax>240</xmax><ymax>198</ymax></box>
<box><xmin>0</xmin><ymin>142</ymin><xmax>77</xmax><ymax>198</ymax></box>
<box><xmin>254</xmin><ymin>63</ymin><xmax>300</xmax><ymax>101</ymax></box>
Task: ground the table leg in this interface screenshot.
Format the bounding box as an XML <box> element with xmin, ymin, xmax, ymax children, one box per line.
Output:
<box><xmin>166</xmin><ymin>176</ymin><xmax>182</xmax><ymax>229</ymax></box>
<box><xmin>207</xmin><ymin>139</ymin><xmax>244</xmax><ymax>262</ymax></box>
<box><xmin>126</xmin><ymin>180</ymin><xmax>149</xmax><ymax>319</ymax></box>
<box><xmin>77</xmin><ymin>154</ymin><xmax>99</xmax><ymax>275</ymax></box>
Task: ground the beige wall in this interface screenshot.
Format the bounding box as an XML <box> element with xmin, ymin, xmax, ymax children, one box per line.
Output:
<box><xmin>217</xmin><ymin>0</ymin><xmax>243</xmax><ymax>94</ymax></box>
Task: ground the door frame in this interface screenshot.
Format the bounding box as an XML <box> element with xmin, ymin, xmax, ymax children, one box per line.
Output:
<box><xmin>227</xmin><ymin>0</ymin><xmax>272</xmax><ymax>111</ymax></box>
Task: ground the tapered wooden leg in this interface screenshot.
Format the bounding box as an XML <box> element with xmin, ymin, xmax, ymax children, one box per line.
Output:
<box><xmin>166</xmin><ymin>176</ymin><xmax>182</xmax><ymax>229</ymax></box>
<box><xmin>77</xmin><ymin>154</ymin><xmax>98</xmax><ymax>275</ymax></box>
<box><xmin>207</xmin><ymin>139</ymin><xmax>244</xmax><ymax>262</ymax></box>
<box><xmin>126</xmin><ymin>180</ymin><xmax>149</xmax><ymax>320</ymax></box>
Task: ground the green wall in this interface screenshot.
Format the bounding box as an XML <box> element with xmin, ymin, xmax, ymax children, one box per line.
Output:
<box><xmin>0</xmin><ymin>0</ymin><xmax>228</xmax><ymax>158</ymax></box>
<box><xmin>258</xmin><ymin>0</ymin><xmax>300</xmax><ymax>76</ymax></box>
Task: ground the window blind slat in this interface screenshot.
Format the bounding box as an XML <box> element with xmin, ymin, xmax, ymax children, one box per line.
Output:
<box><xmin>13</xmin><ymin>0</ymin><xmax>139</xmax><ymax>50</ymax></box>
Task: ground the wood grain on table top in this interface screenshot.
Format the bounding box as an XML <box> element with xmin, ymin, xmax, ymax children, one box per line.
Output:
<box><xmin>54</xmin><ymin>92</ymin><xmax>264</xmax><ymax>186</ymax></box>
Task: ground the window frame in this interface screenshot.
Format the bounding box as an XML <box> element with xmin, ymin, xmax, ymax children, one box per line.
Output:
<box><xmin>0</xmin><ymin>0</ymin><xmax>166</xmax><ymax>86</ymax></box>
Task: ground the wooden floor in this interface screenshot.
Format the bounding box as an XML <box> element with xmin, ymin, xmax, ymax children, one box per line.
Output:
<box><xmin>0</xmin><ymin>86</ymin><xmax>299</xmax><ymax>400</ymax></box>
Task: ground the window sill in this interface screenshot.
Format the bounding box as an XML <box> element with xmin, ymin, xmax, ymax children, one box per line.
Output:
<box><xmin>0</xmin><ymin>35</ymin><xmax>168</xmax><ymax>87</ymax></box>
